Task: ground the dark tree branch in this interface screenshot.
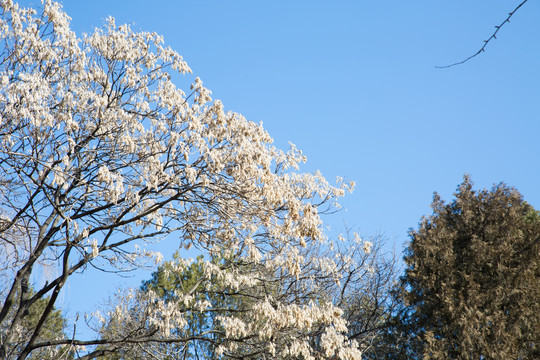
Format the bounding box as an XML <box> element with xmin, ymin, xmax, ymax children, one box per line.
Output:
<box><xmin>436</xmin><ymin>0</ymin><xmax>528</xmax><ymax>68</ymax></box>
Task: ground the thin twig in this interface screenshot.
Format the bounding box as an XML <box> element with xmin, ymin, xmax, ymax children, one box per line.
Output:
<box><xmin>436</xmin><ymin>0</ymin><xmax>528</xmax><ymax>68</ymax></box>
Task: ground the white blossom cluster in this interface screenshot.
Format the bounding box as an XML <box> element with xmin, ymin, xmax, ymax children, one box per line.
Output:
<box><xmin>0</xmin><ymin>1</ymin><xmax>364</xmax><ymax>359</ymax></box>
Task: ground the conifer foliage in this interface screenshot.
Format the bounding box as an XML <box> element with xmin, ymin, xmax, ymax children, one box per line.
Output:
<box><xmin>397</xmin><ymin>176</ymin><xmax>540</xmax><ymax>359</ymax></box>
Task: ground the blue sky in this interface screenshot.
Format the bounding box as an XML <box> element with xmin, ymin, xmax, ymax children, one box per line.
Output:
<box><xmin>34</xmin><ymin>0</ymin><xmax>540</xmax><ymax>318</ymax></box>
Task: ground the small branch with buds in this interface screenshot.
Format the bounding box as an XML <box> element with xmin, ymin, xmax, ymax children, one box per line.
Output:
<box><xmin>436</xmin><ymin>0</ymin><xmax>528</xmax><ymax>68</ymax></box>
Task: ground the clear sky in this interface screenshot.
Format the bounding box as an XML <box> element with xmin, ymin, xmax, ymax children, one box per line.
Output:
<box><xmin>27</xmin><ymin>0</ymin><xmax>540</xmax><ymax>321</ymax></box>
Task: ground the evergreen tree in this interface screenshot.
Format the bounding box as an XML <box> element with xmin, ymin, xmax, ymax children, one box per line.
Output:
<box><xmin>0</xmin><ymin>289</ymin><xmax>70</xmax><ymax>359</ymax></box>
<box><xmin>394</xmin><ymin>176</ymin><xmax>540</xmax><ymax>359</ymax></box>
<box><xmin>139</xmin><ymin>254</ymin><xmax>242</xmax><ymax>359</ymax></box>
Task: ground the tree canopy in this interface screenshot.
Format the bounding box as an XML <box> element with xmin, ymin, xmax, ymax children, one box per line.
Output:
<box><xmin>395</xmin><ymin>176</ymin><xmax>540</xmax><ymax>359</ymax></box>
<box><xmin>98</xmin><ymin>231</ymin><xmax>399</xmax><ymax>360</ymax></box>
<box><xmin>0</xmin><ymin>0</ymin><xmax>366</xmax><ymax>358</ymax></box>
<box><xmin>6</xmin><ymin>1</ymin><xmax>536</xmax><ymax>359</ymax></box>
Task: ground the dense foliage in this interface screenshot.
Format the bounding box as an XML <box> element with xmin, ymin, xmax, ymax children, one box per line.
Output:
<box><xmin>1</xmin><ymin>1</ymin><xmax>535</xmax><ymax>359</ymax></box>
<box><xmin>99</xmin><ymin>232</ymin><xmax>399</xmax><ymax>360</ymax></box>
<box><xmin>393</xmin><ymin>177</ymin><xmax>540</xmax><ymax>359</ymax></box>
<box><xmin>0</xmin><ymin>0</ymin><xmax>365</xmax><ymax>358</ymax></box>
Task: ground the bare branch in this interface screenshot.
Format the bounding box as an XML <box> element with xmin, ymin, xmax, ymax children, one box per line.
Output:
<box><xmin>436</xmin><ymin>0</ymin><xmax>529</xmax><ymax>68</ymax></box>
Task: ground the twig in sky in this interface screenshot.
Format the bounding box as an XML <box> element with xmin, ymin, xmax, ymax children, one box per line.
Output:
<box><xmin>436</xmin><ymin>0</ymin><xmax>529</xmax><ymax>68</ymax></box>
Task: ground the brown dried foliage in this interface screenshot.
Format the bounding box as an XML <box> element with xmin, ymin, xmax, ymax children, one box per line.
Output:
<box><xmin>401</xmin><ymin>176</ymin><xmax>540</xmax><ymax>359</ymax></box>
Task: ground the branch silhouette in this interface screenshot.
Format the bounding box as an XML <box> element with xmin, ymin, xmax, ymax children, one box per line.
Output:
<box><xmin>436</xmin><ymin>0</ymin><xmax>528</xmax><ymax>68</ymax></box>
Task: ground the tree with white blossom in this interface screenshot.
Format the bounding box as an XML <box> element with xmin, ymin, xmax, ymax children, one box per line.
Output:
<box><xmin>0</xmin><ymin>1</ymin><xmax>367</xmax><ymax>359</ymax></box>
<box><xmin>93</xmin><ymin>231</ymin><xmax>397</xmax><ymax>359</ymax></box>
